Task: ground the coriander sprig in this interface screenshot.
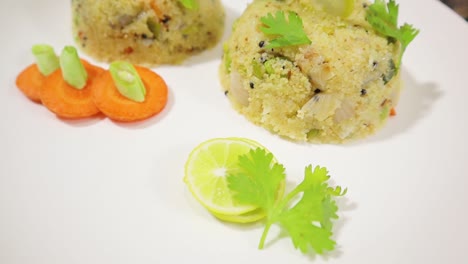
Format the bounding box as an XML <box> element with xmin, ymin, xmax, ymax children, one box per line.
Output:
<box><xmin>366</xmin><ymin>0</ymin><xmax>420</xmax><ymax>68</ymax></box>
<box><xmin>260</xmin><ymin>11</ymin><xmax>312</xmax><ymax>49</ymax></box>
<box><xmin>227</xmin><ymin>148</ymin><xmax>346</xmax><ymax>254</ymax></box>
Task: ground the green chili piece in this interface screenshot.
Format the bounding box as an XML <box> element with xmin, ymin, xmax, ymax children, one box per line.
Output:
<box><xmin>252</xmin><ymin>60</ymin><xmax>264</xmax><ymax>78</ymax></box>
<box><xmin>179</xmin><ymin>0</ymin><xmax>198</xmax><ymax>10</ymax></box>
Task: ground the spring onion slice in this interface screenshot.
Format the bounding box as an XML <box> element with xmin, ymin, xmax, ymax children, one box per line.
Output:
<box><xmin>31</xmin><ymin>44</ymin><xmax>59</xmax><ymax>76</ymax></box>
<box><xmin>109</xmin><ymin>61</ymin><xmax>146</xmax><ymax>103</ymax></box>
<box><xmin>60</xmin><ymin>46</ymin><xmax>88</xmax><ymax>89</ymax></box>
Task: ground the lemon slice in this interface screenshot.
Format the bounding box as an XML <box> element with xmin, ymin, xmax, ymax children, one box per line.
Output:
<box><xmin>184</xmin><ymin>137</ymin><xmax>269</xmax><ymax>216</ymax></box>
<box><xmin>315</xmin><ymin>0</ymin><xmax>355</xmax><ymax>17</ymax></box>
<box><xmin>211</xmin><ymin>178</ymin><xmax>285</xmax><ymax>223</ymax></box>
<box><xmin>212</xmin><ymin>208</ymin><xmax>266</xmax><ymax>224</ymax></box>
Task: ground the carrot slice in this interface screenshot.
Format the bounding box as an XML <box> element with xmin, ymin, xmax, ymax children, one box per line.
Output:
<box><xmin>390</xmin><ymin>107</ymin><xmax>397</xmax><ymax>117</ymax></box>
<box><xmin>92</xmin><ymin>66</ymin><xmax>168</xmax><ymax>122</ymax></box>
<box><xmin>40</xmin><ymin>60</ymin><xmax>104</xmax><ymax>119</ymax></box>
<box><xmin>150</xmin><ymin>1</ymin><xmax>164</xmax><ymax>20</ymax></box>
<box><xmin>15</xmin><ymin>64</ymin><xmax>46</xmax><ymax>103</ymax></box>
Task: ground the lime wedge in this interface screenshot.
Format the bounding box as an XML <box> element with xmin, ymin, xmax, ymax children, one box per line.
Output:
<box><xmin>315</xmin><ymin>0</ymin><xmax>355</xmax><ymax>17</ymax></box>
<box><xmin>184</xmin><ymin>137</ymin><xmax>269</xmax><ymax>215</ymax></box>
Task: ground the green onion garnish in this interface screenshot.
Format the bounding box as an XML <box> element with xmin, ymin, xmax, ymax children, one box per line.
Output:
<box><xmin>109</xmin><ymin>61</ymin><xmax>146</xmax><ymax>103</ymax></box>
<box><xmin>31</xmin><ymin>44</ymin><xmax>59</xmax><ymax>76</ymax></box>
<box><xmin>60</xmin><ymin>46</ymin><xmax>88</xmax><ymax>89</ymax></box>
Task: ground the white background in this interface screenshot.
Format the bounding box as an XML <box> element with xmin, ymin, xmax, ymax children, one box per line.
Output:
<box><xmin>1</xmin><ymin>0</ymin><xmax>467</xmax><ymax>263</ymax></box>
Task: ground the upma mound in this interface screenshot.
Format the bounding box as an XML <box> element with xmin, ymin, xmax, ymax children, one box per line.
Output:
<box><xmin>72</xmin><ymin>0</ymin><xmax>225</xmax><ymax>66</ymax></box>
<box><xmin>220</xmin><ymin>0</ymin><xmax>401</xmax><ymax>143</ymax></box>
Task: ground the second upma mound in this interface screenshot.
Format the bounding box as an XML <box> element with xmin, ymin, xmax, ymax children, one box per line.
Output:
<box><xmin>220</xmin><ymin>0</ymin><xmax>402</xmax><ymax>143</ymax></box>
<box><xmin>72</xmin><ymin>0</ymin><xmax>225</xmax><ymax>65</ymax></box>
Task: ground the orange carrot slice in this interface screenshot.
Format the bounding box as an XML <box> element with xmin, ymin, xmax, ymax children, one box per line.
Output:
<box><xmin>40</xmin><ymin>60</ymin><xmax>104</xmax><ymax>119</ymax></box>
<box><xmin>390</xmin><ymin>107</ymin><xmax>397</xmax><ymax>117</ymax></box>
<box><xmin>150</xmin><ymin>1</ymin><xmax>164</xmax><ymax>20</ymax></box>
<box><xmin>92</xmin><ymin>66</ymin><xmax>168</xmax><ymax>122</ymax></box>
<box><xmin>15</xmin><ymin>64</ymin><xmax>46</xmax><ymax>103</ymax></box>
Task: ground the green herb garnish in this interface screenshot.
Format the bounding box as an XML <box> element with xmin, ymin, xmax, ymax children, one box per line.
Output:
<box><xmin>32</xmin><ymin>44</ymin><xmax>59</xmax><ymax>76</ymax></box>
<box><xmin>366</xmin><ymin>0</ymin><xmax>419</xmax><ymax>68</ymax></box>
<box><xmin>227</xmin><ymin>148</ymin><xmax>346</xmax><ymax>254</ymax></box>
<box><xmin>179</xmin><ymin>0</ymin><xmax>198</xmax><ymax>10</ymax></box>
<box><xmin>59</xmin><ymin>46</ymin><xmax>88</xmax><ymax>89</ymax></box>
<box><xmin>109</xmin><ymin>61</ymin><xmax>146</xmax><ymax>103</ymax></box>
<box><xmin>260</xmin><ymin>11</ymin><xmax>312</xmax><ymax>49</ymax></box>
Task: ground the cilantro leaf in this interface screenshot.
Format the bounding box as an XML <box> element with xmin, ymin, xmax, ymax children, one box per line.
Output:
<box><xmin>227</xmin><ymin>150</ymin><xmax>346</xmax><ymax>255</ymax></box>
<box><xmin>279</xmin><ymin>212</ymin><xmax>336</xmax><ymax>254</ymax></box>
<box><xmin>260</xmin><ymin>11</ymin><xmax>312</xmax><ymax>49</ymax></box>
<box><xmin>366</xmin><ymin>0</ymin><xmax>420</xmax><ymax>68</ymax></box>
<box><xmin>227</xmin><ymin>148</ymin><xmax>286</xmax><ymax>212</ymax></box>
<box><xmin>320</xmin><ymin>196</ymin><xmax>339</xmax><ymax>232</ymax></box>
<box><xmin>178</xmin><ymin>0</ymin><xmax>198</xmax><ymax>10</ymax></box>
<box><xmin>275</xmin><ymin>165</ymin><xmax>345</xmax><ymax>254</ymax></box>
<box><xmin>399</xmin><ymin>23</ymin><xmax>419</xmax><ymax>49</ymax></box>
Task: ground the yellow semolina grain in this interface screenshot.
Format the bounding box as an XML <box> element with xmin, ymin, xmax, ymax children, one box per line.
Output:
<box><xmin>72</xmin><ymin>0</ymin><xmax>225</xmax><ymax>66</ymax></box>
<box><xmin>219</xmin><ymin>0</ymin><xmax>401</xmax><ymax>143</ymax></box>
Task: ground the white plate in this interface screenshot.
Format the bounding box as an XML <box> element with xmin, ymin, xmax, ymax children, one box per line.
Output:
<box><xmin>1</xmin><ymin>0</ymin><xmax>467</xmax><ymax>263</ymax></box>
